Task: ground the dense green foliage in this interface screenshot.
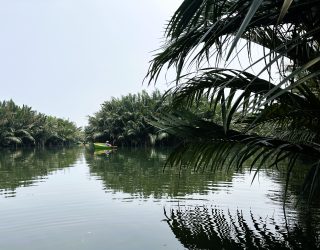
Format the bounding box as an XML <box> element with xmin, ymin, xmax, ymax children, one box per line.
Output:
<box><xmin>85</xmin><ymin>90</ymin><xmax>218</xmax><ymax>147</ymax></box>
<box><xmin>0</xmin><ymin>100</ymin><xmax>83</xmax><ymax>147</ymax></box>
<box><xmin>85</xmin><ymin>90</ymin><xmax>176</xmax><ymax>146</ymax></box>
<box><xmin>147</xmin><ymin>0</ymin><xmax>320</xmax><ymax>199</ymax></box>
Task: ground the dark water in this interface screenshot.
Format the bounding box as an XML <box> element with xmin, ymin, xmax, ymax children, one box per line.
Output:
<box><xmin>0</xmin><ymin>147</ymin><xmax>319</xmax><ymax>249</ymax></box>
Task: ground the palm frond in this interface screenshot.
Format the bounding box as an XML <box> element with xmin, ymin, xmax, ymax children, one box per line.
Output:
<box><xmin>147</xmin><ymin>0</ymin><xmax>320</xmax><ymax>83</ymax></box>
<box><xmin>150</xmin><ymin>111</ymin><xmax>320</xmax><ymax>199</ymax></box>
<box><xmin>147</xmin><ymin>0</ymin><xmax>320</xmax><ymax>203</ymax></box>
<box><xmin>5</xmin><ymin>136</ymin><xmax>22</xmax><ymax>145</ymax></box>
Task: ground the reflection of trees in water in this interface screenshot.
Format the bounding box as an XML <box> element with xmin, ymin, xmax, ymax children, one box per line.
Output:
<box><xmin>86</xmin><ymin>148</ymin><xmax>235</xmax><ymax>199</ymax></box>
<box><xmin>87</xmin><ymin>144</ymin><xmax>320</xmax><ymax>204</ymax></box>
<box><xmin>0</xmin><ymin>147</ymin><xmax>81</xmax><ymax>197</ymax></box>
<box><xmin>164</xmin><ymin>206</ymin><xmax>320</xmax><ymax>250</ymax></box>
<box><xmin>262</xmin><ymin>157</ymin><xmax>320</xmax><ymax>205</ymax></box>
<box><xmin>261</xmin><ymin>159</ymin><xmax>320</xmax><ymax>232</ymax></box>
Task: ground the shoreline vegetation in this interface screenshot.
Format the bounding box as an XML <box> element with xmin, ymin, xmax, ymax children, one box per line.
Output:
<box><xmin>85</xmin><ymin>90</ymin><xmax>178</xmax><ymax>147</ymax></box>
<box><xmin>0</xmin><ymin>89</ymin><xmax>215</xmax><ymax>149</ymax></box>
<box><xmin>0</xmin><ymin>100</ymin><xmax>83</xmax><ymax>148</ymax></box>
<box><xmin>84</xmin><ymin>89</ymin><xmax>216</xmax><ymax>147</ymax></box>
<box><xmin>0</xmin><ymin>91</ymin><xmax>181</xmax><ymax>149</ymax></box>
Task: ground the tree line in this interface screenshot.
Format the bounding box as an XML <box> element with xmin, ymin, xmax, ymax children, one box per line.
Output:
<box><xmin>85</xmin><ymin>90</ymin><xmax>177</xmax><ymax>147</ymax></box>
<box><xmin>84</xmin><ymin>89</ymin><xmax>217</xmax><ymax>147</ymax></box>
<box><xmin>0</xmin><ymin>100</ymin><xmax>83</xmax><ymax>147</ymax></box>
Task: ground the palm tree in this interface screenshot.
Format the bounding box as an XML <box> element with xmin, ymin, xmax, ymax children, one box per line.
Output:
<box><xmin>146</xmin><ymin>0</ymin><xmax>320</xmax><ymax>200</ymax></box>
<box><xmin>85</xmin><ymin>90</ymin><xmax>174</xmax><ymax>147</ymax></box>
<box><xmin>0</xmin><ymin>100</ymin><xmax>82</xmax><ymax>147</ymax></box>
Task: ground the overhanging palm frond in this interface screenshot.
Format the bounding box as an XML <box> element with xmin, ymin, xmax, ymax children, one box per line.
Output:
<box><xmin>147</xmin><ymin>0</ymin><xmax>320</xmax><ymax>83</ymax></box>
<box><xmin>150</xmin><ymin>111</ymin><xmax>320</xmax><ymax>199</ymax></box>
<box><xmin>5</xmin><ymin>136</ymin><xmax>22</xmax><ymax>145</ymax></box>
<box><xmin>243</xmin><ymin>103</ymin><xmax>320</xmax><ymax>142</ymax></box>
<box><xmin>14</xmin><ymin>129</ymin><xmax>35</xmax><ymax>144</ymax></box>
<box><xmin>147</xmin><ymin>0</ymin><xmax>320</xmax><ymax>202</ymax></box>
<box><xmin>151</xmin><ymin>111</ymin><xmax>320</xmax><ymax>157</ymax></box>
<box><xmin>163</xmin><ymin>68</ymin><xmax>315</xmax><ymax>133</ymax></box>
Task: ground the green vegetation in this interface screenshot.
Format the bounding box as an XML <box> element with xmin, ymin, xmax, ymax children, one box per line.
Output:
<box><xmin>146</xmin><ymin>0</ymin><xmax>320</xmax><ymax>199</ymax></box>
<box><xmin>0</xmin><ymin>100</ymin><xmax>83</xmax><ymax>147</ymax></box>
<box><xmin>85</xmin><ymin>90</ymin><xmax>177</xmax><ymax>146</ymax></box>
<box><xmin>85</xmin><ymin>90</ymin><xmax>218</xmax><ymax>147</ymax></box>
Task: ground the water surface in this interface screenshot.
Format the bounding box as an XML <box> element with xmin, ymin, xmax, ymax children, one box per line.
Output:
<box><xmin>0</xmin><ymin>147</ymin><xmax>319</xmax><ymax>249</ymax></box>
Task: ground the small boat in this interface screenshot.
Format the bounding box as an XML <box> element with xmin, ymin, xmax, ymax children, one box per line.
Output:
<box><xmin>94</xmin><ymin>149</ymin><xmax>113</xmax><ymax>156</ymax></box>
<box><xmin>93</xmin><ymin>143</ymin><xmax>117</xmax><ymax>150</ymax></box>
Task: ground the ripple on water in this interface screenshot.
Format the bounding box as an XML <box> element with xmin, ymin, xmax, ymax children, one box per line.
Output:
<box><xmin>0</xmin><ymin>148</ymin><xmax>319</xmax><ymax>250</ymax></box>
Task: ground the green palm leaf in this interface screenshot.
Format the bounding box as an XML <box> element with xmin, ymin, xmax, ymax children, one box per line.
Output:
<box><xmin>147</xmin><ymin>0</ymin><xmax>320</xmax><ymax>202</ymax></box>
<box><xmin>150</xmin><ymin>111</ymin><xmax>320</xmax><ymax>199</ymax></box>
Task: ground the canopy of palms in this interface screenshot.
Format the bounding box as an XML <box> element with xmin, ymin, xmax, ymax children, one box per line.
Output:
<box><xmin>0</xmin><ymin>100</ymin><xmax>83</xmax><ymax>147</ymax></box>
<box><xmin>147</xmin><ymin>0</ymin><xmax>320</xmax><ymax>200</ymax></box>
<box><xmin>85</xmin><ymin>90</ymin><xmax>172</xmax><ymax>147</ymax></box>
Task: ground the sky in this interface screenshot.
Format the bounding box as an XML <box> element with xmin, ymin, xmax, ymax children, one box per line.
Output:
<box><xmin>0</xmin><ymin>0</ymin><xmax>182</xmax><ymax>127</ymax></box>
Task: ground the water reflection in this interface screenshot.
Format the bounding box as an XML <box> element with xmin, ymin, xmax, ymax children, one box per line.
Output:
<box><xmin>0</xmin><ymin>147</ymin><xmax>80</xmax><ymax>198</ymax></box>
<box><xmin>164</xmin><ymin>206</ymin><xmax>320</xmax><ymax>250</ymax></box>
<box><xmin>86</xmin><ymin>148</ymin><xmax>320</xmax><ymax>248</ymax></box>
<box><xmin>0</xmin><ymin>147</ymin><xmax>319</xmax><ymax>249</ymax></box>
<box><xmin>85</xmin><ymin>148</ymin><xmax>235</xmax><ymax>199</ymax></box>
<box><xmin>272</xmin><ymin>160</ymin><xmax>320</xmax><ymax>207</ymax></box>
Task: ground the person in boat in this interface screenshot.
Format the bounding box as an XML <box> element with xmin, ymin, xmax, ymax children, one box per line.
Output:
<box><xmin>105</xmin><ymin>140</ymin><xmax>112</xmax><ymax>147</ymax></box>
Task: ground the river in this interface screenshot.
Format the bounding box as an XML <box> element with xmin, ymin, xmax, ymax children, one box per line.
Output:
<box><xmin>0</xmin><ymin>147</ymin><xmax>319</xmax><ymax>249</ymax></box>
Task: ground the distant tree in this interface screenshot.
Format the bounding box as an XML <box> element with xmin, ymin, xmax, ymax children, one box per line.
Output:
<box><xmin>0</xmin><ymin>100</ymin><xmax>83</xmax><ymax>147</ymax></box>
<box><xmin>85</xmin><ymin>90</ymin><xmax>176</xmax><ymax>146</ymax></box>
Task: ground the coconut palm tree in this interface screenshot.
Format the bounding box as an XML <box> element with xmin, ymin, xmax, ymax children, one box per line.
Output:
<box><xmin>0</xmin><ymin>100</ymin><xmax>82</xmax><ymax>147</ymax></box>
<box><xmin>146</xmin><ymin>0</ymin><xmax>320</xmax><ymax>200</ymax></box>
<box><xmin>85</xmin><ymin>90</ymin><xmax>174</xmax><ymax>146</ymax></box>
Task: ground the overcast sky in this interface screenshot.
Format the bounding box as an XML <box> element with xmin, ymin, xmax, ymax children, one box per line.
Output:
<box><xmin>0</xmin><ymin>0</ymin><xmax>182</xmax><ymax>127</ymax></box>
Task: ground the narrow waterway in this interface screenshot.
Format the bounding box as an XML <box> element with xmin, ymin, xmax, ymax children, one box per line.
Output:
<box><xmin>0</xmin><ymin>147</ymin><xmax>319</xmax><ymax>249</ymax></box>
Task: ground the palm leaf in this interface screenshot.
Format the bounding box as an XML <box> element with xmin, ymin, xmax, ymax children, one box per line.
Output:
<box><xmin>226</xmin><ymin>0</ymin><xmax>264</xmax><ymax>60</ymax></box>
<box><xmin>147</xmin><ymin>0</ymin><xmax>320</xmax><ymax>203</ymax></box>
<box><xmin>5</xmin><ymin>136</ymin><xmax>22</xmax><ymax>145</ymax></box>
<box><xmin>277</xmin><ymin>0</ymin><xmax>294</xmax><ymax>24</ymax></box>
<box><xmin>150</xmin><ymin>111</ymin><xmax>320</xmax><ymax>199</ymax></box>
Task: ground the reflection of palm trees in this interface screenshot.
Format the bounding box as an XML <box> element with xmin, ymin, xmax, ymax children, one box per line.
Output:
<box><xmin>0</xmin><ymin>147</ymin><xmax>81</xmax><ymax>197</ymax></box>
<box><xmin>164</xmin><ymin>206</ymin><xmax>320</xmax><ymax>250</ymax></box>
<box><xmin>86</xmin><ymin>148</ymin><xmax>235</xmax><ymax>199</ymax></box>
